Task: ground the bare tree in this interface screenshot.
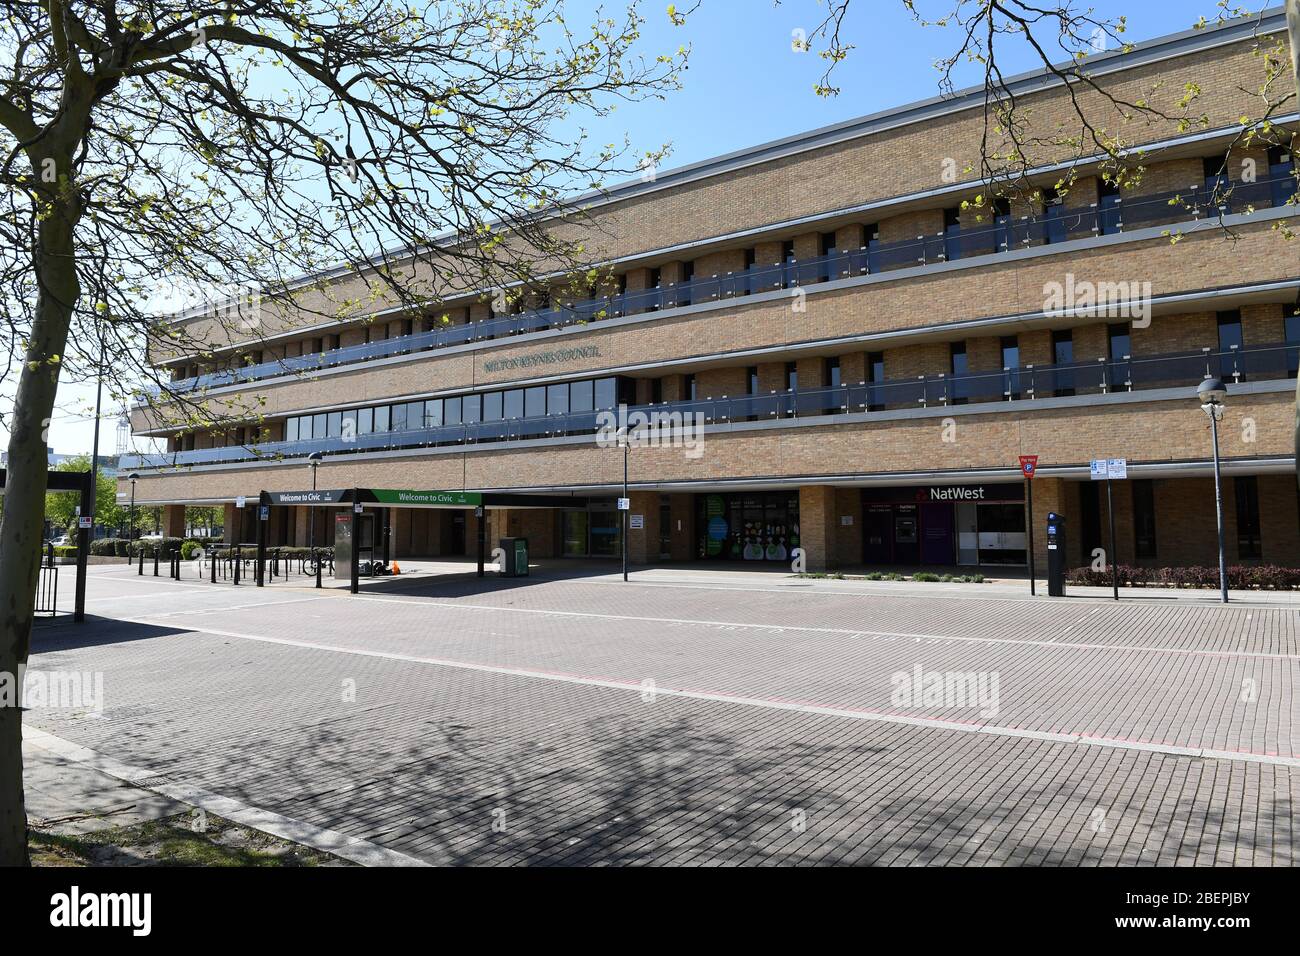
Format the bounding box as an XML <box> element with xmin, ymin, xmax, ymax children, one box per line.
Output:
<box><xmin>0</xmin><ymin>0</ymin><xmax>687</xmax><ymax>865</ymax></box>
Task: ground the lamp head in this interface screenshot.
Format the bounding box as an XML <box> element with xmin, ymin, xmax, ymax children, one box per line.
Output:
<box><xmin>1197</xmin><ymin>376</ymin><xmax>1227</xmax><ymax>407</ymax></box>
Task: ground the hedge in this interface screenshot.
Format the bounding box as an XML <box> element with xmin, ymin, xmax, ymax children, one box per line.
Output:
<box><xmin>1067</xmin><ymin>565</ymin><xmax>1300</xmax><ymax>590</ymax></box>
<box><xmin>89</xmin><ymin>537</ymin><xmax>134</xmax><ymax>557</ymax></box>
<box><xmin>127</xmin><ymin>537</ymin><xmax>185</xmax><ymax>557</ymax></box>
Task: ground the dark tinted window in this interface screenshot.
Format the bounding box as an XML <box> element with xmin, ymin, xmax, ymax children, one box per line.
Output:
<box><xmin>1108</xmin><ymin>323</ymin><xmax>1131</xmax><ymax>360</ymax></box>
<box><xmin>594</xmin><ymin>378</ymin><xmax>617</xmax><ymax>409</ymax></box>
<box><xmin>462</xmin><ymin>394</ymin><xmax>481</xmax><ymax>424</ymax></box>
<box><xmin>482</xmin><ymin>392</ymin><xmax>502</xmax><ymax>422</ymax></box>
<box><xmin>569</xmin><ymin>381</ymin><xmax>594</xmax><ymax>412</ymax></box>
<box><xmin>525</xmin><ymin>386</ymin><xmax>546</xmax><ymax>418</ymax></box>
<box><xmin>1133</xmin><ymin>479</ymin><xmax>1157</xmax><ymax>559</ymax></box>
<box><xmin>444</xmin><ymin>396</ymin><xmax>462</xmax><ymax>427</ymax></box>
<box><xmin>547</xmin><ymin>383</ymin><xmax>569</xmax><ymax>415</ymax></box>
<box><xmin>503</xmin><ymin>389</ymin><xmax>524</xmax><ymax>419</ymax></box>
<box><xmin>1234</xmin><ymin>476</ymin><xmax>1261</xmax><ymax>559</ymax></box>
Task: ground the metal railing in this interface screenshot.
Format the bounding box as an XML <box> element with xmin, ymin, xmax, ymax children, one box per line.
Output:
<box><xmin>141</xmin><ymin>169</ymin><xmax>1297</xmax><ymax>401</ymax></box>
<box><xmin>119</xmin><ymin>341</ymin><xmax>1299</xmax><ymax>471</ymax></box>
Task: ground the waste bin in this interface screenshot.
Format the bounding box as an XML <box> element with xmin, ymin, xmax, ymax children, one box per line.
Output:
<box><xmin>498</xmin><ymin>537</ymin><xmax>529</xmax><ymax>577</ymax></box>
<box><xmin>1046</xmin><ymin>512</ymin><xmax>1067</xmax><ymax>596</ymax></box>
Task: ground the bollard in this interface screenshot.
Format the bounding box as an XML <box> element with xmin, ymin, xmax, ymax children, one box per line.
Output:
<box><xmin>315</xmin><ymin>552</ymin><xmax>322</xmax><ymax>589</ymax></box>
<box><xmin>138</xmin><ymin>547</ymin><xmax>144</xmax><ymax>575</ymax></box>
<box><xmin>233</xmin><ymin>546</ymin><xmax>241</xmax><ymax>585</ymax></box>
<box><xmin>210</xmin><ymin>550</ymin><xmax>217</xmax><ymax>584</ymax></box>
<box><xmin>153</xmin><ymin>546</ymin><xmax>159</xmax><ymax>576</ymax></box>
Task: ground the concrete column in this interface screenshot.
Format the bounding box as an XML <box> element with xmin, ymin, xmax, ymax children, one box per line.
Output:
<box><xmin>798</xmin><ymin>485</ymin><xmax>837</xmax><ymax>572</ymax></box>
<box><xmin>222</xmin><ymin>503</ymin><xmax>237</xmax><ymax>544</ymax></box>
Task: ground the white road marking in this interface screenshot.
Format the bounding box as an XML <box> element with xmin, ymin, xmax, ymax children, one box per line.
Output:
<box><xmin>22</xmin><ymin>726</ymin><xmax>430</xmax><ymax>866</ymax></box>
<box><xmin>111</xmin><ymin>615</ymin><xmax>1300</xmax><ymax>769</ymax></box>
<box><xmin>345</xmin><ymin>594</ymin><xmax>1300</xmax><ymax>662</ymax></box>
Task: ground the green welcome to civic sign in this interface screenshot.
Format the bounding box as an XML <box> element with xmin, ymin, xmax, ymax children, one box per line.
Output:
<box><xmin>369</xmin><ymin>489</ymin><xmax>483</xmax><ymax>507</ymax></box>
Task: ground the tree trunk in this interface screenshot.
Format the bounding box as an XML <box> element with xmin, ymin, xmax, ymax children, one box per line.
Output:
<box><xmin>0</xmin><ymin>192</ymin><xmax>81</xmax><ymax>866</ymax></box>
<box><xmin>1287</xmin><ymin>0</ymin><xmax>1299</xmax><ymax>493</ymax></box>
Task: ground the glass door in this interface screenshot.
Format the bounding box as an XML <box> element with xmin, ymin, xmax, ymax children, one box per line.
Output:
<box><xmin>562</xmin><ymin>511</ymin><xmax>589</xmax><ymax>557</ymax></box>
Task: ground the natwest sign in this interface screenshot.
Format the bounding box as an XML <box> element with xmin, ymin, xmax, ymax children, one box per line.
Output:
<box><xmin>927</xmin><ymin>486</ymin><xmax>986</xmax><ymax>501</ymax></box>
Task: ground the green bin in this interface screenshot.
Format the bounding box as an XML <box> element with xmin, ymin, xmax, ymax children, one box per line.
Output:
<box><xmin>498</xmin><ymin>537</ymin><xmax>529</xmax><ymax>577</ymax></box>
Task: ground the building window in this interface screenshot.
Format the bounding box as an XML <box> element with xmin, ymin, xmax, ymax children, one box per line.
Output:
<box><xmin>524</xmin><ymin>386</ymin><xmax>546</xmax><ymax>418</ymax></box>
<box><xmin>286</xmin><ymin>417</ymin><xmax>299</xmax><ymax>442</ymax></box>
<box><xmin>949</xmin><ymin>341</ymin><xmax>968</xmax><ymax>405</ymax></box>
<box><xmin>785</xmin><ymin>361</ymin><xmax>798</xmax><ymax>392</ymax></box>
<box><xmin>1234</xmin><ymin>476</ymin><xmax>1262</xmax><ymax>560</ymax></box>
<box><xmin>684</xmin><ymin>373</ymin><xmax>697</xmax><ymax>401</ymax></box>
<box><xmin>594</xmin><ymin>377</ymin><xmax>618</xmax><ymax>410</ymax></box>
<box><xmin>444</xmin><ymin>396</ymin><xmax>462</xmax><ymax>427</ymax></box>
<box><xmin>1052</xmin><ymin>329</ymin><xmax>1075</xmax><ymax>397</ymax></box>
<box><xmin>547</xmin><ymin>383</ymin><xmax>569</xmax><ymax>415</ymax></box>
<box><xmin>1132</xmin><ymin>479</ymin><xmax>1157</xmax><ymax>559</ymax></box>
<box><xmin>1285</xmin><ymin>310</ymin><xmax>1300</xmax><ymax>377</ymax></box>
<box><xmin>482</xmin><ymin>392</ymin><xmax>503</xmax><ymax>422</ymax></box>
<box><xmin>747</xmin><ymin>366</ymin><xmax>759</xmax><ymax>394</ymax></box>
<box><xmin>390</xmin><ymin>403</ymin><xmax>407</xmax><ymax>432</ymax></box>
<box><xmin>782</xmin><ymin>240</ymin><xmax>795</xmax><ymax>263</ymax></box>
<box><xmin>820</xmin><ymin>231</ymin><xmax>837</xmax><ymax>257</ymax></box>
<box><xmin>867</xmin><ymin>351</ymin><xmax>885</xmax><ymax>411</ymax></box>
<box><xmin>1107</xmin><ymin>323</ymin><xmax>1131</xmax><ymax>359</ymax></box>
<box><xmin>1001</xmin><ymin>335</ymin><xmax>1020</xmax><ymax>400</ymax></box>
<box><xmin>826</xmin><ymin>356</ymin><xmax>841</xmax><ymax>389</ymax></box>
<box><xmin>503</xmin><ymin>388</ymin><xmax>524</xmax><ymax>419</ymax></box>
<box><xmin>358</xmin><ymin>407</ymin><xmax>374</xmax><ymax>434</ymax></box>
<box><xmin>424</xmin><ymin>400</ymin><xmax>442</xmax><ymax>429</ymax></box>
<box><xmin>569</xmin><ymin>381</ymin><xmax>593</xmax><ymax>413</ymax></box>
<box><xmin>373</xmin><ymin>405</ymin><xmax>389</xmax><ymax>432</ymax></box>
<box><xmin>1217</xmin><ymin>309</ymin><xmax>1245</xmax><ymax>381</ymax></box>
<box><xmin>462</xmin><ymin>394</ymin><xmax>481</xmax><ymax>424</ymax></box>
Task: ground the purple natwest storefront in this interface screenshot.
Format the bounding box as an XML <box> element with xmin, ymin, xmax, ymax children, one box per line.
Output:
<box><xmin>860</xmin><ymin>483</ymin><xmax>1027</xmax><ymax>567</ymax></box>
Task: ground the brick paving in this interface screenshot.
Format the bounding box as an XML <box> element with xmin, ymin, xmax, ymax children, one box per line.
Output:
<box><xmin>23</xmin><ymin>566</ymin><xmax>1299</xmax><ymax>865</ymax></box>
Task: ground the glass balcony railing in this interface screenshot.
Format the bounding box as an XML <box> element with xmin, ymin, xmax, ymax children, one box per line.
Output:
<box><xmin>144</xmin><ymin>169</ymin><xmax>1297</xmax><ymax>402</ymax></box>
<box><xmin>121</xmin><ymin>341</ymin><xmax>1298</xmax><ymax>471</ymax></box>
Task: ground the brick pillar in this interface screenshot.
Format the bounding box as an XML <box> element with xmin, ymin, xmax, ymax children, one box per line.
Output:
<box><xmin>294</xmin><ymin>506</ymin><xmax>310</xmax><ymax>547</ymax></box>
<box><xmin>163</xmin><ymin>504</ymin><xmax>186</xmax><ymax>538</ymax></box>
<box><xmin>626</xmin><ymin>492</ymin><xmax>659</xmax><ymax>564</ymax></box>
<box><xmin>1026</xmin><ymin>477</ymin><xmax>1067</xmax><ymax>574</ymax></box>
<box><xmin>390</xmin><ymin>507</ymin><xmax>412</xmax><ymax>558</ymax></box>
<box><xmin>833</xmin><ymin>488</ymin><xmax>862</xmax><ymax>567</ymax></box>
<box><xmin>798</xmin><ymin>485</ymin><xmax>837</xmax><ymax>572</ymax></box>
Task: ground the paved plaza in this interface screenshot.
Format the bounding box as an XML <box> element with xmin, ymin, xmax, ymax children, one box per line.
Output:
<box><xmin>22</xmin><ymin>564</ymin><xmax>1300</xmax><ymax>865</ymax></box>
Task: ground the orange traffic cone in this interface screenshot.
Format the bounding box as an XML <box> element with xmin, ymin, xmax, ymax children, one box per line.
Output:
<box><xmin>391</xmin><ymin>562</ymin><xmax>401</xmax><ymax>575</ymax></box>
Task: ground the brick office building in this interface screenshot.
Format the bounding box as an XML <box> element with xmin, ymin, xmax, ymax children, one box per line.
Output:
<box><xmin>122</xmin><ymin>12</ymin><xmax>1299</xmax><ymax>574</ymax></box>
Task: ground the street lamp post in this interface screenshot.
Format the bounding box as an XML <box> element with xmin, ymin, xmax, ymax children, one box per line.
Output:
<box><xmin>127</xmin><ymin>473</ymin><xmax>139</xmax><ymax>541</ymax></box>
<box><xmin>307</xmin><ymin>451</ymin><xmax>323</xmax><ymax>553</ymax></box>
<box><xmin>1198</xmin><ymin>377</ymin><xmax>1229</xmax><ymax>604</ymax></box>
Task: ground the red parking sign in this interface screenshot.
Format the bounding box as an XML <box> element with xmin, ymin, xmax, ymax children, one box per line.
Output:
<box><xmin>1019</xmin><ymin>455</ymin><xmax>1039</xmax><ymax>479</ymax></box>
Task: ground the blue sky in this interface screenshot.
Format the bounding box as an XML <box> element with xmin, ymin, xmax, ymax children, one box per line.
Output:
<box><xmin>28</xmin><ymin>0</ymin><xmax>1251</xmax><ymax>456</ymax></box>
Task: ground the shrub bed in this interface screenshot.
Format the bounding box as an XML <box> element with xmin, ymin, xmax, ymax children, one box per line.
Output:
<box><xmin>1067</xmin><ymin>565</ymin><xmax>1300</xmax><ymax>590</ymax></box>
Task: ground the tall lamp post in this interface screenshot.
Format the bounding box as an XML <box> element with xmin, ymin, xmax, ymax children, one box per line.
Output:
<box><xmin>307</xmin><ymin>451</ymin><xmax>323</xmax><ymax>553</ymax></box>
<box><xmin>127</xmin><ymin>473</ymin><xmax>139</xmax><ymax>540</ymax></box>
<box><xmin>1197</xmin><ymin>377</ymin><xmax>1229</xmax><ymax>604</ymax></box>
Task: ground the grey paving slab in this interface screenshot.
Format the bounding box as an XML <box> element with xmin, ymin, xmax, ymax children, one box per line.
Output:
<box><xmin>21</xmin><ymin>565</ymin><xmax>1300</xmax><ymax>865</ymax></box>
